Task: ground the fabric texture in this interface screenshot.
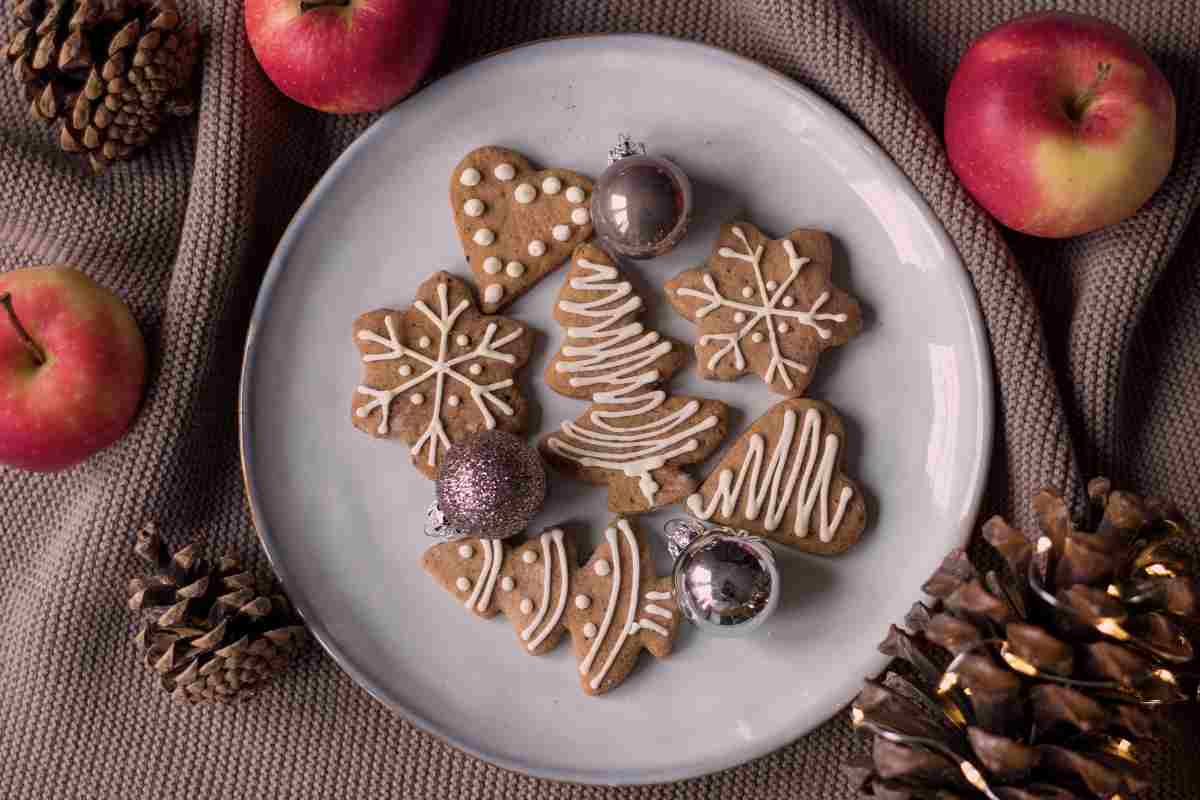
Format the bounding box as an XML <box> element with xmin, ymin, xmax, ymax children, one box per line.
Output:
<box><xmin>1</xmin><ymin>0</ymin><xmax>1199</xmax><ymax>797</ymax></box>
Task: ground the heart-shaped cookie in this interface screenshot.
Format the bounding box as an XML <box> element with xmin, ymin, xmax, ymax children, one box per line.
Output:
<box><xmin>451</xmin><ymin>146</ymin><xmax>595</xmax><ymax>313</ymax></box>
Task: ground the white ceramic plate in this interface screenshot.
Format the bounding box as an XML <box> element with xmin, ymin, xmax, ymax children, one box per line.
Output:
<box><xmin>240</xmin><ymin>35</ymin><xmax>992</xmax><ymax>786</ymax></box>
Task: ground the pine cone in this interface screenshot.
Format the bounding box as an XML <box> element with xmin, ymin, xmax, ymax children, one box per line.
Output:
<box><xmin>848</xmin><ymin>479</ymin><xmax>1199</xmax><ymax>799</ymax></box>
<box><xmin>5</xmin><ymin>0</ymin><xmax>199</xmax><ymax>173</ymax></box>
<box><xmin>127</xmin><ymin>524</ymin><xmax>307</xmax><ymax>705</ymax></box>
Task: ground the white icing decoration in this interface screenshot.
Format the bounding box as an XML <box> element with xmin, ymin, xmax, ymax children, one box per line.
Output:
<box><xmin>673</xmin><ymin>229</ymin><xmax>847</xmax><ymax>391</ymax></box>
<box><xmin>448</xmin><ymin>395</ymin><xmax>460</xmax><ymax>407</ymax></box>
<box><xmin>687</xmin><ymin>407</ymin><xmax>854</xmax><ymax>543</ymax></box>
<box><xmin>410</xmin><ymin>394</ymin><xmax>424</xmax><ymax>406</ymax></box>
<box><xmin>594</xmin><ymin>559</ymin><xmax>611</xmax><ymax>577</ymax></box>
<box><xmin>353</xmin><ymin>286</ymin><xmax>522</xmax><ymax>456</ymax></box>
<box><xmin>494</xmin><ymin>163</ymin><xmax>515</xmax><ymax>181</ymax></box>
<box><xmin>398</xmin><ymin>365</ymin><xmax>412</xmax><ymax>377</ymax></box>
<box><xmin>644</xmin><ymin>604</ymin><xmax>672</xmax><ymax>619</ymax></box>
<box><xmin>553</xmin><ymin>224</ymin><xmax>571</xmax><ymax>242</ymax></box>
<box><xmin>636</xmin><ymin>618</ymin><xmax>669</xmax><ymax>637</ymax></box>
<box><xmin>515</xmin><ymin>183</ymin><xmax>536</xmax><ymax>204</ymax></box>
<box><xmin>463</xmin><ymin>198</ymin><xmax>484</xmax><ymax>218</ymax></box>
<box><xmin>571</xmin><ymin>207</ymin><xmax>590</xmax><ymax>225</ymax></box>
<box><xmin>645</xmin><ymin>590</ymin><xmax>672</xmax><ymax>600</ymax></box>
<box><xmin>565</xmin><ymin>186</ymin><xmax>585</xmax><ymax>203</ymax></box>
<box><xmin>418</xmin><ymin>336</ymin><xmax>432</xmax><ymax>349</ymax></box>
<box><xmin>504</xmin><ymin>262</ymin><xmax>524</xmax><ymax>279</ymax></box>
<box><xmin>473</xmin><ymin>228</ymin><xmax>495</xmax><ymax>246</ymax></box>
<box><xmin>519</xmin><ymin>598</ymin><xmax>533</xmax><ymax>614</ymax></box>
<box><xmin>464</xmin><ymin>539</ymin><xmax>503</xmax><ymax>612</ymax></box>
<box><xmin>459</xmin><ymin>168</ymin><xmax>481</xmax><ymax>187</ymax></box>
<box><xmin>583</xmin><ymin>622</ymin><xmax>597</xmax><ymax>638</ymax></box>
<box><xmin>527</xmin><ymin>240</ymin><xmax>546</xmax><ymax>258</ymax></box>
<box><xmin>523</xmin><ymin>529</ymin><xmax>569</xmax><ymax>651</ymax></box>
<box><xmin>751</xmin><ymin>332</ymin><xmax>764</xmax><ymax>344</ymax></box>
<box><xmin>544</xmin><ymin>258</ymin><xmax>721</xmax><ymax>505</ymax></box>
<box><xmin>456</xmin><ymin>577</ymin><xmax>471</xmax><ymax>592</ymax></box>
<box><xmin>586</xmin><ymin>520</ymin><xmax>640</xmax><ymax>690</ymax></box>
<box><xmin>778</xmin><ymin>323</ymin><xmax>789</xmax><ymax>334</ymax></box>
<box><xmin>456</xmin><ymin>334</ymin><xmax>470</xmax><ymax>347</ymax></box>
<box><xmin>500</xmin><ymin>576</ymin><xmax>515</xmax><ymax>592</ymax></box>
<box><xmin>484</xmin><ymin>284</ymin><xmax>503</xmax><ymax>305</ymax></box>
<box><xmin>575</xmin><ymin>594</ymin><xmax>591</xmax><ymax>610</ymax></box>
<box><xmin>522</xmin><ymin>550</ymin><xmax>537</xmax><ymax>564</ymax></box>
<box><xmin>458</xmin><ymin>544</ymin><xmax>473</xmax><ymax>559</ymax></box>
<box><xmin>766</xmin><ymin>280</ymin><xmax>778</xmax><ymax>291</ymax></box>
<box><xmin>782</xmin><ymin>296</ymin><xmax>795</xmax><ymax>308</ymax></box>
<box><xmin>741</xmin><ymin>286</ymin><xmax>754</xmax><ymax>299</ymax></box>
<box><xmin>734</xmin><ymin>312</ymin><xmax>746</xmax><ymax>323</ymax></box>
<box><xmin>469</xmin><ymin>364</ymin><xmax>483</xmax><ymax>376</ymax></box>
<box><xmin>483</xmin><ymin>256</ymin><xmax>502</xmax><ymax>275</ymax></box>
<box><xmin>542</xmin><ymin>176</ymin><xmax>562</xmax><ymax>195</ymax></box>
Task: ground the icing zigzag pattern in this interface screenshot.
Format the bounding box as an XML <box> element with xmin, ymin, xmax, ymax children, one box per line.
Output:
<box><xmin>540</xmin><ymin>245</ymin><xmax>729</xmax><ymax>514</ymax></box>
<box><xmin>688</xmin><ymin>398</ymin><xmax>868</xmax><ymax>555</ymax></box>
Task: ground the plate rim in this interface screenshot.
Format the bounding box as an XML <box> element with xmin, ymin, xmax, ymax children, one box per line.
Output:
<box><xmin>238</xmin><ymin>32</ymin><xmax>995</xmax><ymax>786</ymax></box>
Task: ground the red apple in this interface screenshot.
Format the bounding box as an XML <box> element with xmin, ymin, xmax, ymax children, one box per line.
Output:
<box><xmin>245</xmin><ymin>0</ymin><xmax>450</xmax><ymax>114</ymax></box>
<box><xmin>0</xmin><ymin>267</ymin><xmax>146</xmax><ymax>472</ymax></box>
<box><xmin>945</xmin><ymin>12</ymin><xmax>1176</xmax><ymax>238</ymax></box>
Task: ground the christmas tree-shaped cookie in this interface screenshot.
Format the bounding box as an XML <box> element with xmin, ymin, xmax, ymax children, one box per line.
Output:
<box><xmin>666</xmin><ymin>222</ymin><xmax>862</xmax><ymax>397</ymax></box>
<box><xmin>421</xmin><ymin>528</ymin><xmax>580</xmax><ymax>655</ymax></box>
<box><xmin>565</xmin><ymin>517</ymin><xmax>681</xmax><ymax>696</ymax></box>
<box><xmin>541</xmin><ymin>245</ymin><xmax>729</xmax><ymax>514</ymax></box>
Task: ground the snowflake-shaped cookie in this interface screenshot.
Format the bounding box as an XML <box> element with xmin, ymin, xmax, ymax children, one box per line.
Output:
<box><xmin>351</xmin><ymin>272</ymin><xmax>532</xmax><ymax>479</ymax></box>
<box><xmin>665</xmin><ymin>222</ymin><xmax>862</xmax><ymax>397</ymax></box>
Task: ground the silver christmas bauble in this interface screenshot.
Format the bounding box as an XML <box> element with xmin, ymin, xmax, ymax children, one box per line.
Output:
<box><xmin>432</xmin><ymin>430</ymin><xmax>546</xmax><ymax>540</ymax></box>
<box><xmin>591</xmin><ymin>138</ymin><xmax>693</xmax><ymax>260</ymax></box>
<box><xmin>663</xmin><ymin>519</ymin><xmax>779</xmax><ymax>636</ymax></box>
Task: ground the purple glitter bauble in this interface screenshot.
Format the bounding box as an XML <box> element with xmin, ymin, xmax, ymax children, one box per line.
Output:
<box><xmin>435</xmin><ymin>430</ymin><xmax>546</xmax><ymax>540</ymax></box>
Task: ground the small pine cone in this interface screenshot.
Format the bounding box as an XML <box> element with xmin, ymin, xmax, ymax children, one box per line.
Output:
<box><xmin>848</xmin><ymin>479</ymin><xmax>1198</xmax><ymax>799</ymax></box>
<box><xmin>127</xmin><ymin>523</ymin><xmax>307</xmax><ymax>705</ymax></box>
<box><xmin>4</xmin><ymin>0</ymin><xmax>199</xmax><ymax>173</ymax></box>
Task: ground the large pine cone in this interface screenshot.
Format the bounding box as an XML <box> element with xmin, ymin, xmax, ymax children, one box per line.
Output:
<box><xmin>5</xmin><ymin>0</ymin><xmax>199</xmax><ymax>173</ymax></box>
<box><xmin>127</xmin><ymin>524</ymin><xmax>307</xmax><ymax>705</ymax></box>
<box><xmin>848</xmin><ymin>479</ymin><xmax>1199</xmax><ymax>799</ymax></box>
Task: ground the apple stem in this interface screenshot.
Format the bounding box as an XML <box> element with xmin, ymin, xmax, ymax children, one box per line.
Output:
<box><xmin>1069</xmin><ymin>62</ymin><xmax>1113</xmax><ymax>121</ymax></box>
<box><xmin>0</xmin><ymin>292</ymin><xmax>46</xmax><ymax>366</ymax></box>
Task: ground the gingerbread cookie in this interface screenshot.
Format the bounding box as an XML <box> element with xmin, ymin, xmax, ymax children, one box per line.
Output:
<box><xmin>545</xmin><ymin>243</ymin><xmax>687</xmax><ymax>399</ymax></box>
<box><xmin>421</xmin><ymin>528</ymin><xmax>580</xmax><ymax>655</ymax></box>
<box><xmin>687</xmin><ymin>398</ymin><xmax>867</xmax><ymax>555</ymax></box>
<box><xmin>565</xmin><ymin>518</ymin><xmax>681</xmax><ymax>696</ymax></box>
<box><xmin>451</xmin><ymin>146</ymin><xmax>595</xmax><ymax>313</ymax></box>
<box><xmin>666</xmin><ymin>222</ymin><xmax>862</xmax><ymax>396</ymax></box>
<box><xmin>541</xmin><ymin>246</ymin><xmax>729</xmax><ymax>514</ymax></box>
<box><xmin>351</xmin><ymin>271</ymin><xmax>532</xmax><ymax>479</ymax></box>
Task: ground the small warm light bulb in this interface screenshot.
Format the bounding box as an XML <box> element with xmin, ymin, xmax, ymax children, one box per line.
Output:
<box><xmin>1154</xmin><ymin>668</ymin><xmax>1178</xmax><ymax>685</ymax></box>
<box><xmin>1106</xmin><ymin>584</ymin><xmax>1122</xmax><ymax>598</ymax></box>
<box><xmin>1036</xmin><ymin>536</ymin><xmax>1053</xmax><ymax>554</ymax></box>
<box><xmin>960</xmin><ymin>761</ymin><xmax>988</xmax><ymax>792</ymax></box>
<box><xmin>1001</xmin><ymin>645</ymin><xmax>1039</xmax><ymax>676</ymax></box>
<box><xmin>938</xmin><ymin>671</ymin><xmax>959</xmax><ymax>694</ymax></box>
<box><xmin>1116</xmin><ymin>739</ymin><xmax>1133</xmax><ymax>757</ymax></box>
<box><xmin>1096</xmin><ymin>618</ymin><xmax>1131</xmax><ymax>640</ymax></box>
<box><xmin>851</xmin><ymin>707</ymin><xmax>865</xmax><ymax>727</ymax></box>
<box><xmin>1145</xmin><ymin>564</ymin><xmax>1175</xmax><ymax>577</ymax></box>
